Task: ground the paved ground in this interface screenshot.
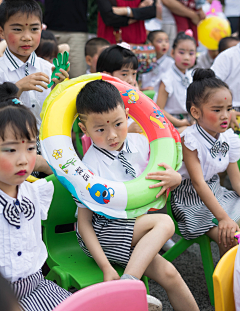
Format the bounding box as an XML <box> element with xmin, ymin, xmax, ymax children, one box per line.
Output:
<box><xmin>149</xmin><ymin>233</ymin><xmax>219</xmax><ymax>311</ymax></box>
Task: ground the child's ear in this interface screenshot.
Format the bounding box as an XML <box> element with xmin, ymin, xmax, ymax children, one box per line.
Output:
<box><xmin>85</xmin><ymin>55</ymin><xmax>92</xmax><ymax>67</ymax></box>
<box><xmin>78</xmin><ymin>122</ymin><xmax>89</xmax><ymax>137</ymax></box>
<box><xmin>0</xmin><ymin>27</ymin><xmax>5</xmax><ymax>40</ymax></box>
<box><xmin>190</xmin><ymin>105</ymin><xmax>200</xmax><ymax>120</ymax></box>
<box><xmin>125</xmin><ymin>107</ymin><xmax>129</xmax><ymax>119</ymax></box>
<box><xmin>103</xmin><ymin>70</ymin><xmax>112</xmax><ymax>76</ymax></box>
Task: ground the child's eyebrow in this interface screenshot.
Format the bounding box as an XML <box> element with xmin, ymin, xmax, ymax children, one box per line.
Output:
<box><xmin>93</xmin><ymin>124</ymin><xmax>105</xmax><ymax>129</ymax></box>
<box><xmin>1</xmin><ymin>140</ymin><xmax>36</xmax><ymax>145</ymax></box>
<box><xmin>121</xmin><ymin>69</ymin><xmax>129</xmax><ymax>72</ymax></box>
<box><xmin>9</xmin><ymin>23</ymin><xmax>41</xmax><ymax>27</ymax></box>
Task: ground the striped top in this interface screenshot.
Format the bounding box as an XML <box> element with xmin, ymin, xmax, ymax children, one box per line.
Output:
<box><xmin>179</xmin><ymin>124</ymin><xmax>240</xmax><ymax>181</ymax></box>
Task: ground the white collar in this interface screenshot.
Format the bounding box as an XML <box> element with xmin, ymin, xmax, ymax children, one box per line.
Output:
<box><xmin>93</xmin><ymin>138</ymin><xmax>138</xmax><ymax>166</ymax></box>
<box><xmin>156</xmin><ymin>54</ymin><xmax>167</xmax><ymax>66</ymax></box>
<box><xmin>196</xmin><ymin>124</ymin><xmax>223</xmax><ymax>149</ymax></box>
<box><xmin>4</xmin><ymin>47</ymin><xmax>38</xmax><ymax>71</ymax></box>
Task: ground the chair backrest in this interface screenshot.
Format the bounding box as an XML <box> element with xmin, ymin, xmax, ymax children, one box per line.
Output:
<box><xmin>142</xmin><ymin>90</ymin><xmax>156</xmax><ymax>100</ymax></box>
<box><xmin>213</xmin><ymin>245</ymin><xmax>238</xmax><ymax>311</ymax></box>
<box><xmin>54</xmin><ymin>280</ymin><xmax>148</xmax><ymax>311</ymax></box>
<box><xmin>81</xmin><ymin>134</ymin><xmax>91</xmax><ymax>155</ymax></box>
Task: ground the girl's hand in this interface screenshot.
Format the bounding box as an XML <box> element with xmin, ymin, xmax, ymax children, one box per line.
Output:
<box><xmin>103</xmin><ymin>265</ymin><xmax>120</xmax><ymax>282</ymax></box>
<box><xmin>51</xmin><ymin>66</ymin><xmax>70</xmax><ymax>88</ymax></box>
<box><xmin>146</xmin><ymin>163</ymin><xmax>182</xmax><ymax>198</ymax></box>
<box><xmin>218</xmin><ymin>217</ymin><xmax>239</xmax><ymax>247</ymax></box>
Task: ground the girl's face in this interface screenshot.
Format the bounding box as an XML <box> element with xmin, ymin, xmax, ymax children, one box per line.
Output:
<box><xmin>111</xmin><ymin>65</ymin><xmax>137</xmax><ymax>87</ymax></box>
<box><xmin>0</xmin><ymin>126</ymin><xmax>36</xmax><ymax>197</ymax></box>
<box><xmin>191</xmin><ymin>88</ymin><xmax>232</xmax><ymax>138</ymax></box>
<box><xmin>152</xmin><ymin>32</ymin><xmax>169</xmax><ymax>58</ymax></box>
<box><xmin>171</xmin><ymin>39</ymin><xmax>196</xmax><ymax>73</ymax></box>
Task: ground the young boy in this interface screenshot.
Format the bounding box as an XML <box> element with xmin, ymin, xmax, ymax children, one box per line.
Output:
<box><xmin>0</xmin><ymin>0</ymin><xmax>69</xmax><ymax>128</ymax></box>
<box><xmin>85</xmin><ymin>37</ymin><xmax>110</xmax><ymax>74</ymax></box>
<box><xmin>74</xmin><ymin>79</ymin><xmax>200</xmax><ymax>311</ymax></box>
<box><xmin>141</xmin><ymin>30</ymin><xmax>174</xmax><ymax>90</ymax></box>
<box><xmin>0</xmin><ymin>0</ymin><xmax>69</xmax><ymax>176</ymax></box>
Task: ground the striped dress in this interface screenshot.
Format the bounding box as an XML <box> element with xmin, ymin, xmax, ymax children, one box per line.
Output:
<box><xmin>171</xmin><ymin>124</ymin><xmax>240</xmax><ymax>240</ymax></box>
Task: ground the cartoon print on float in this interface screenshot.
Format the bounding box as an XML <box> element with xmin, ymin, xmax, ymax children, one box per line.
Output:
<box><xmin>121</xmin><ymin>89</ymin><xmax>140</xmax><ymax>104</ymax></box>
<box><xmin>150</xmin><ymin>107</ymin><xmax>168</xmax><ymax>129</ymax></box>
<box><xmin>59</xmin><ymin>158</ymin><xmax>77</xmax><ymax>174</ymax></box>
<box><xmin>86</xmin><ymin>183</ymin><xmax>115</xmax><ymax>204</ymax></box>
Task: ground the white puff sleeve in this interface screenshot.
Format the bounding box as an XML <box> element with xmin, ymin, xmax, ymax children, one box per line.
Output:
<box><xmin>182</xmin><ymin>130</ymin><xmax>203</xmax><ymax>164</ymax></box>
<box><xmin>32</xmin><ymin>179</ymin><xmax>54</xmax><ymax>220</ymax></box>
<box><xmin>161</xmin><ymin>74</ymin><xmax>174</xmax><ymax>97</ymax></box>
<box><xmin>227</xmin><ymin>129</ymin><xmax>240</xmax><ymax>163</ymax></box>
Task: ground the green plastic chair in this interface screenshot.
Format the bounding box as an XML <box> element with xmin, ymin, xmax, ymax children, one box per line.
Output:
<box><xmin>42</xmin><ymin>174</ymin><xmax>149</xmax><ymax>293</ymax></box>
<box><xmin>142</xmin><ymin>90</ymin><xmax>155</xmax><ymax>100</ymax></box>
<box><xmin>163</xmin><ymin>193</ymin><xmax>215</xmax><ymax>306</ymax></box>
<box><xmin>72</xmin><ymin>119</ymin><xmax>83</xmax><ymax>157</ymax></box>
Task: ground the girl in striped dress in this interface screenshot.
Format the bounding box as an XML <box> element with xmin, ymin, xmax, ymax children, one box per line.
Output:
<box><xmin>0</xmin><ymin>82</ymin><xmax>71</xmax><ymax>311</ymax></box>
<box><xmin>171</xmin><ymin>68</ymin><xmax>240</xmax><ymax>257</ymax></box>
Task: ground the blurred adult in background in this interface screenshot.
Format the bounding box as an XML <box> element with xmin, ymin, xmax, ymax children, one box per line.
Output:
<box><xmin>96</xmin><ymin>0</ymin><xmax>162</xmax><ymax>44</ymax></box>
<box><xmin>44</xmin><ymin>0</ymin><xmax>88</xmax><ymax>78</ymax></box>
<box><xmin>224</xmin><ymin>0</ymin><xmax>240</xmax><ymax>34</ymax></box>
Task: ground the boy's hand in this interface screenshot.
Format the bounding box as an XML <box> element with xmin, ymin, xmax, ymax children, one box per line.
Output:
<box><xmin>230</xmin><ymin>110</ymin><xmax>240</xmax><ymax>130</ymax></box>
<box><xmin>218</xmin><ymin>216</ymin><xmax>239</xmax><ymax>247</ymax></box>
<box><xmin>146</xmin><ymin>163</ymin><xmax>182</xmax><ymax>198</ymax></box>
<box><xmin>16</xmin><ymin>72</ymin><xmax>49</xmax><ymax>96</ymax></box>
<box><xmin>51</xmin><ymin>67</ymin><xmax>69</xmax><ymax>87</ymax></box>
<box><xmin>103</xmin><ymin>265</ymin><xmax>120</xmax><ymax>282</ymax></box>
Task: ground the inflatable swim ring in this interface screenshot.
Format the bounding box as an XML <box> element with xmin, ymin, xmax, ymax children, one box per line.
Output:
<box><xmin>40</xmin><ymin>73</ymin><xmax>182</xmax><ymax>219</ymax></box>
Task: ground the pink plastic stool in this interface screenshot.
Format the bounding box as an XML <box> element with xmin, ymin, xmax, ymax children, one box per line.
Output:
<box><xmin>81</xmin><ymin>134</ymin><xmax>91</xmax><ymax>155</ymax></box>
<box><xmin>54</xmin><ymin>280</ymin><xmax>148</xmax><ymax>311</ymax></box>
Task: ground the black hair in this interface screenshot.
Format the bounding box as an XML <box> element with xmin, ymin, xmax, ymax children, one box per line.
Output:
<box><xmin>85</xmin><ymin>37</ymin><xmax>110</xmax><ymax>57</ymax></box>
<box><xmin>35</xmin><ymin>30</ymin><xmax>58</xmax><ymax>61</ymax></box>
<box><xmin>0</xmin><ymin>0</ymin><xmax>42</xmax><ymax>28</ymax></box>
<box><xmin>172</xmin><ymin>31</ymin><xmax>197</xmax><ymax>50</ymax></box>
<box><xmin>76</xmin><ymin>80</ymin><xmax>125</xmax><ymax>124</ymax></box>
<box><xmin>0</xmin><ymin>273</ymin><xmax>19</xmax><ymax>311</ymax></box>
<box><xmin>218</xmin><ymin>36</ymin><xmax>240</xmax><ymax>53</ymax></box>
<box><xmin>186</xmin><ymin>68</ymin><xmax>231</xmax><ymax>114</ymax></box>
<box><xmin>96</xmin><ymin>45</ymin><xmax>138</xmax><ymax>73</ymax></box>
<box><xmin>0</xmin><ymin>82</ymin><xmax>38</xmax><ymax>140</ymax></box>
<box><xmin>147</xmin><ymin>30</ymin><xmax>167</xmax><ymax>44</ymax></box>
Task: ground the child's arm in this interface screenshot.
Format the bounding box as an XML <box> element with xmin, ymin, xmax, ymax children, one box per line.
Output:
<box><xmin>182</xmin><ymin>138</ymin><xmax>239</xmax><ymax>247</ymax></box>
<box><xmin>156</xmin><ymin>82</ymin><xmax>190</xmax><ymax>128</ymax></box>
<box><xmin>227</xmin><ymin>162</ymin><xmax>240</xmax><ymax>196</ymax></box>
<box><xmin>78</xmin><ymin>207</ymin><xmax>120</xmax><ymax>282</ymax></box>
<box><xmin>146</xmin><ymin>162</ymin><xmax>182</xmax><ymax>198</ymax></box>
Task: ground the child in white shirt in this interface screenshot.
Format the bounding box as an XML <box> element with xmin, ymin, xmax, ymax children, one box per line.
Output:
<box><xmin>155</xmin><ymin>31</ymin><xmax>197</xmax><ymax>133</ymax></box>
<box><xmin>171</xmin><ymin>68</ymin><xmax>240</xmax><ymax>257</ymax></box>
<box><xmin>141</xmin><ymin>30</ymin><xmax>174</xmax><ymax>90</ymax></box>
<box><xmin>0</xmin><ymin>0</ymin><xmax>69</xmax><ymax>128</ymax></box>
<box><xmin>0</xmin><ymin>82</ymin><xmax>71</xmax><ymax>311</ymax></box>
<box><xmin>74</xmin><ymin>79</ymin><xmax>200</xmax><ymax>311</ymax></box>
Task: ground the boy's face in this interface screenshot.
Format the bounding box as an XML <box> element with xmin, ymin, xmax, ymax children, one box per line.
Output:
<box><xmin>0</xmin><ymin>12</ymin><xmax>42</xmax><ymax>62</ymax></box>
<box><xmin>86</xmin><ymin>45</ymin><xmax>109</xmax><ymax>73</ymax></box>
<box><xmin>152</xmin><ymin>32</ymin><xmax>169</xmax><ymax>58</ymax></box>
<box><xmin>79</xmin><ymin>104</ymin><xmax>129</xmax><ymax>152</ymax></box>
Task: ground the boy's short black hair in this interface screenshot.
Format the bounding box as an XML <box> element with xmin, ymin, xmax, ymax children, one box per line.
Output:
<box><xmin>147</xmin><ymin>30</ymin><xmax>167</xmax><ymax>44</ymax></box>
<box><xmin>76</xmin><ymin>80</ymin><xmax>125</xmax><ymax>124</ymax></box>
<box><xmin>96</xmin><ymin>45</ymin><xmax>138</xmax><ymax>73</ymax></box>
<box><xmin>0</xmin><ymin>82</ymin><xmax>38</xmax><ymax>141</ymax></box>
<box><xmin>85</xmin><ymin>37</ymin><xmax>110</xmax><ymax>57</ymax></box>
<box><xmin>218</xmin><ymin>36</ymin><xmax>240</xmax><ymax>53</ymax></box>
<box><xmin>0</xmin><ymin>0</ymin><xmax>42</xmax><ymax>28</ymax></box>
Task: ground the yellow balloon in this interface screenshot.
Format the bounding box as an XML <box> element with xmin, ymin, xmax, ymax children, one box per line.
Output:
<box><xmin>197</xmin><ymin>16</ymin><xmax>231</xmax><ymax>50</ymax></box>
